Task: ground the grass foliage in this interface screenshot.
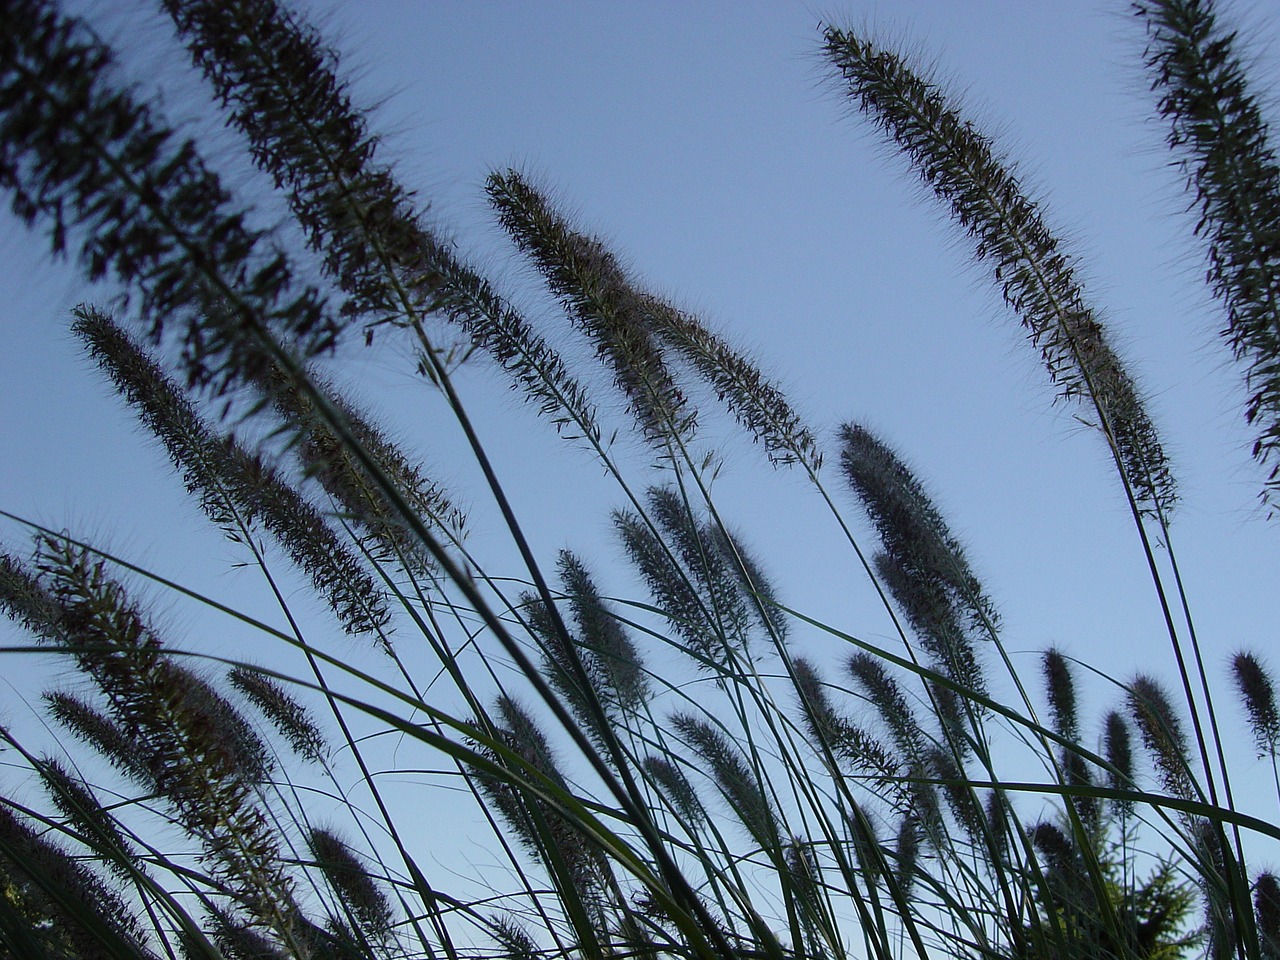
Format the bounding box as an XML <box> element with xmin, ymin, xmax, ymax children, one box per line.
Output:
<box><xmin>0</xmin><ymin>1</ymin><xmax>1278</xmax><ymax>958</ymax></box>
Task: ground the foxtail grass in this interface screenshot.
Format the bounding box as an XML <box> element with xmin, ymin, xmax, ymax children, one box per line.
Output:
<box><xmin>0</xmin><ymin>2</ymin><xmax>1277</xmax><ymax>960</ymax></box>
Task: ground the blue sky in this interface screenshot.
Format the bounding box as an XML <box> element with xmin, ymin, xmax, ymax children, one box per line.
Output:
<box><xmin>2</xmin><ymin>0</ymin><xmax>1280</xmax><ymax>906</ymax></box>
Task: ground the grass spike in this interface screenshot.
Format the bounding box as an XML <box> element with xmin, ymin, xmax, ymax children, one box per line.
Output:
<box><xmin>488</xmin><ymin>169</ymin><xmax>693</xmax><ymax>447</ymax></box>
<box><xmin>1231</xmin><ymin>651</ymin><xmax>1280</xmax><ymax>759</ymax></box>
<box><xmin>669</xmin><ymin>713</ymin><xmax>779</xmax><ymax>852</ymax></box>
<box><xmin>841</xmin><ymin>423</ymin><xmax>991</xmax><ymax>694</ymax></box>
<box><xmin>1128</xmin><ymin>674</ymin><xmax>1198</xmax><ymax>803</ymax></box>
<box><xmin>1257</xmin><ymin>873</ymin><xmax>1280</xmax><ymax>960</ymax></box>
<box><xmin>641</xmin><ymin>755</ymin><xmax>708</xmax><ymax>829</ymax></box>
<box><xmin>643</xmin><ymin>296</ymin><xmax>821</xmax><ymax>470</ymax></box>
<box><xmin>42</xmin><ymin>691</ymin><xmax>154</xmax><ymax>787</ymax></box>
<box><xmin>823</xmin><ymin>28</ymin><xmax>1177</xmax><ymax>514</ymax></box>
<box><xmin>307</xmin><ymin>827</ymin><xmax>395</xmax><ymax>943</ymax></box>
<box><xmin>76</xmin><ymin>304</ymin><xmax>394</xmax><ymax>640</ymax></box>
<box><xmin>34</xmin><ymin>535</ymin><xmax>303</xmax><ymax>943</ymax></box>
<box><xmin>614</xmin><ymin>507</ymin><xmax>723</xmax><ymax>669</ymax></box>
<box><xmin>557</xmin><ymin>551</ymin><xmax>650</xmax><ymax>714</ymax></box>
<box><xmin>228</xmin><ymin>665</ymin><xmax>328</xmax><ymax>766</ymax></box>
<box><xmin>1103</xmin><ymin>710</ymin><xmax>1137</xmax><ymax>815</ymax></box>
<box><xmin>0</xmin><ymin>798</ymin><xmax>156</xmax><ymax>960</ymax></box>
<box><xmin>1043</xmin><ymin>648</ymin><xmax>1081</xmax><ymax>744</ymax></box>
<box><xmin>1135</xmin><ymin>0</ymin><xmax>1280</xmax><ymax>511</ymax></box>
<box><xmin>847</xmin><ymin>652</ymin><xmax>929</xmax><ymax>768</ymax></box>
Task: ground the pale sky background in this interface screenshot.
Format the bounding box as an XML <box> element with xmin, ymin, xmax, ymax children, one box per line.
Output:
<box><xmin>2</xmin><ymin>0</ymin><xmax>1280</xmax><ymax>920</ymax></box>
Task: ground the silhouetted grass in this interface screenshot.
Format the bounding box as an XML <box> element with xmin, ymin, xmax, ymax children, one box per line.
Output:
<box><xmin>0</xmin><ymin>1</ymin><xmax>1276</xmax><ymax>959</ymax></box>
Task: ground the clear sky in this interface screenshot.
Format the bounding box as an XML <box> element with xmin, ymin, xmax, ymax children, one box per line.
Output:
<box><xmin>2</xmin><ymin>0</ymin><xmax>1280</xmax><ymax>917</ymax></box>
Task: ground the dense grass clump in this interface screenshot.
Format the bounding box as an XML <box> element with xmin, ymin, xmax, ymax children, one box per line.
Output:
<box><xmin>0</xmin><ymin>2</ymin><xmax>1277</xmax><ymax>959</ymax></box>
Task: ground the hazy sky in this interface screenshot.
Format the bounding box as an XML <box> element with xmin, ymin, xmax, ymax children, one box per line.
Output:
<box><xmin>2</xmin><ymin>0</ymin><xmax>1279</xmax><ymax>896</ymax></box>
